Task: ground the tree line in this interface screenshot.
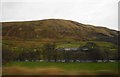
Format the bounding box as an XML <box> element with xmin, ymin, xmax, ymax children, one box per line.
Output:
<box><xmin>2</xmin><ymin>42</ymin><xmax>118</xmax><ymax>64</ymax></box>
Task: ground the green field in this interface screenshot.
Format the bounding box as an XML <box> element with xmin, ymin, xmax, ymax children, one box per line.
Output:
<box><xmin>5</xmin><ymin>62</ymin><xmax>118</xmax><ymax>71</ymax></box>
<box><xmin>3</xmin><ymin>40</ymin><xmax>117</xmax><ymax>49</ymax></box>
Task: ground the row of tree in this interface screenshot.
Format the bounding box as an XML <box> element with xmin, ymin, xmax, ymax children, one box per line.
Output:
<box><xmin>2</xmin><ymin>42</ymin><xmax>118</xmax><ymax>64</ymax></box>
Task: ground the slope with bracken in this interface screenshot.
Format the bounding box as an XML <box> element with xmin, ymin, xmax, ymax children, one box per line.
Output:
<box><xmin>2</xmin><ymin>19</ymin><xmax>119</xmax><ymax>44</ymax></box>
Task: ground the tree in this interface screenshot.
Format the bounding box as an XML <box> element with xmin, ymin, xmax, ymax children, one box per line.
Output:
<box><xmin>2</xmin><ymin>45</ymin><xmax>16</xmax><ymax>64</ymax></box>
<box><xmin>43</xmin><ymin>43</ymin><xmax>56</xmax><ymax>62</ymax></box>
<box><xmin>79</xmin><ymin>42</ymin><xmax>101</xmax><ymax>62</ymax></box>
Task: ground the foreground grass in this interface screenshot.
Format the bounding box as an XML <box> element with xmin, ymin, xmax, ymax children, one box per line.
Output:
<box><xmin>3</xmin><ymin>62</ymin><xmax>118</xmax><ymax>75</ymax></box>
<box><xmin>5</xmin><ymin>62</ymin><xmax>118</xmax><ymax>71</ymax></box>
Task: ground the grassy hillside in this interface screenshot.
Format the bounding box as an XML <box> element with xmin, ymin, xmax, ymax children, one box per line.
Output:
<box><xmin>2</xmin><ymin>19</ymin><xmax>118</xmax><ymax>52</ymax></box>
<box><xmin>2</xmin><ymin>19</ymin><xmax>119</xmax><ymax>44</ymax></box>
<box><xmin>2</xmin><ymin>39</ymin><xmax>118</xmax><ymax>50</ymax></box>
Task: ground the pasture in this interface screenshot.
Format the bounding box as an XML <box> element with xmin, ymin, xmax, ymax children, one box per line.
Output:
<box><xmin>3</xmin><ymin>62</ymin><xmax>118</xmax><ymax>75</ymax></box>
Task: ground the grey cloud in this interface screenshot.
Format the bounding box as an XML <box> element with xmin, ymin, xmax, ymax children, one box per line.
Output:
<box><xmin>1</xmin><ymin>0</ymin><xmax>119</xmax><ymax>30</ymax></box>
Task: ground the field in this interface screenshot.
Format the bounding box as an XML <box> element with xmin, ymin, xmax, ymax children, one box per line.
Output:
<box><xmin>3</xmin><ymin>40</ymin><xmax>117</xmax><ymax>49</ymax></box>
<box><xmin>3</xmin><ymin>62</ymin><xmax>118</xmax><ymax>75</ymax></box>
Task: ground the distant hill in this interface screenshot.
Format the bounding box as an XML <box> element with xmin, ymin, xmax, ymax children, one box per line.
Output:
<box><xmin>2</xmin><ymin>19</ymin><xmax>119</xmax><ymax>44</ymax></box>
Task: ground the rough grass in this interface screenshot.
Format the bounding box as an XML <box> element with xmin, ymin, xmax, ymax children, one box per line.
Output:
<box><xmin>3</xmin><ymin>19</ymin><xmax>118</xmax><ymax>41</ymax></box>
<box><xmin>3</xmin><ymin>40</ymin><xmax>116</xmax><ymax>49</ymax></box>
<box><xmin>5</xmin><ymin>62</ymin><xmax>118</xmax><ymax>71</ymax></box>
<box><xmin>3</xmin><ymin>67</ymin><xmax>66</xmax><ymax>75</ymax></box>
<box><xmin>3</xmin><ymin>62</ymin><xmax>118</xmax><ymax>75</ymax></box>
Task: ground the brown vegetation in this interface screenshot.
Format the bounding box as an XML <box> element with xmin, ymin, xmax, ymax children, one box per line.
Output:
<box><xmin>2</xmin><ymin>19</ymin><xmax>119</xmax><ymax>44</ymax></box>
<box><xmin>3</xmin><ymin>66</ymin><xmax>118</xmax><ymax>75</ymax></box>
<box><xmin>2</xmin><ymin>67</ymin><xmax>97</xmax><ymax>75</ymax></box>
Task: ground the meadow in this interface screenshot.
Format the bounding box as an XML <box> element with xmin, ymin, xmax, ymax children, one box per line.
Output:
<box><xmin>3</xmin><ymin>62</ymin><xmax>118</xmax><ymax>75</ymax></box>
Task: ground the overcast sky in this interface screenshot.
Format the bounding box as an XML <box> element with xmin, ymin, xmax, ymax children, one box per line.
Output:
<box><xmin>1</xmin><ymin>0</ymin><xmax>119</xmax><ymax>30</ymax></box>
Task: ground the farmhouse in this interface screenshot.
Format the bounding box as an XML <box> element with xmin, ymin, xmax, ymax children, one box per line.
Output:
<box><xmin>57</xmin><ymin>47</ymin><xmax>89</xmax><ymax>52</ymax></box>
<box><xmin>64</xmin><ymin>48</ymin><xmax>78</xmax><ymax>51</ymax></box>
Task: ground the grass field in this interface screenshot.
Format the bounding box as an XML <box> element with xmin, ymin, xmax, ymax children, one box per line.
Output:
<box><xmin>3</xmin><ymin>62</ymin><xmax>118</xmax><ymax>75</ymax></box>
<box><xmin>3</xmin><ymin>40</ymin><xmax>117</xmax><ymax>49</ymax></box>
<box><xmin>5</xmin><ymin>62</ymin><xmax>118</xmax><ymax>71</ymax></box>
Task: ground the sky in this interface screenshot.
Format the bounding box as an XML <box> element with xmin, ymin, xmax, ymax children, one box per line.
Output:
<box><xmin>1</xmin><ymin>0</ymin><xmax>119</xmax><ymax>30</ymax></box>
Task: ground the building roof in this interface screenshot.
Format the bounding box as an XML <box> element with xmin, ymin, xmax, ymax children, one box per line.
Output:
<box><xmin>64</xmin><ymin>48</ymin><xmax>78</xmax><ymax>51</ymax></box>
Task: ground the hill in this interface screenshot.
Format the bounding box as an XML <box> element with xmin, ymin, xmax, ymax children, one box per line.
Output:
<box><xmin>2</xmin><ymin>19</ymin><xmax>119</xmax><ymax>64</ymax></box>
<box><xmin>2</xmin><ymin>19</ymin><xmax>119</xmax><ymax>44</ymax></box>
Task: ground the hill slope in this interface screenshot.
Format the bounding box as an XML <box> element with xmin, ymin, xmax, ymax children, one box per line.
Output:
<box><xmin>2</xmin><ymin>19</ymin><xmax>119</xmax><ymax>44</ymax></box>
